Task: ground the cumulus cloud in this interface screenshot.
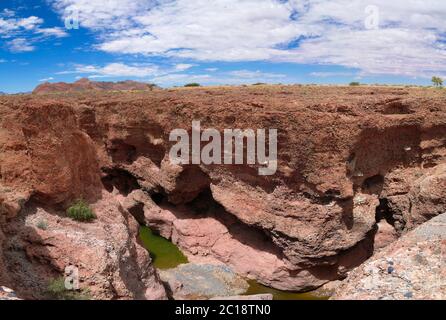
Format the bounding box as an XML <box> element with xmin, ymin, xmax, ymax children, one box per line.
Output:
<box><xmin>50</xmin><ymin>0</ymin><xmax>300</xmax><ymax>60</ymax></box>
<box><xmin>0</xmin><ymin>15</ymin><xmax>39</xmax><ymax>34</ymax></box>
<box><xmin>310</xmin><ymin>71</ymin><xmax>356</xmax><ymax>78</ymax></box>
<box><xmin>36</xmin><ymin>27</ymin><xmax>68</xmax><ymax>37</ymax></box>
<box><xmin>7</xmin><ymin>38</ymin><xmax>35</xmax><ymax>52</ymax></box>
<box><xmin>174</xmin><ymin>63</ymin><xmax>195</xmax><ymax>71</ymax></box>
<box><xmin>0</xmin><ymin>9</ymin><xmax>67</xmax><ymax>52</ymax></box>
<box><xmin>50</xmin><ymin>0</ymin><xmax>155</xmax><ymax>30</ymax></box>
<box><xmin>49</xmin><ymin>0</ymin><xmax>446</xmax><ymax>77</ymax></box>
<box><xmin>58</xmin><ymin>62</ymin><xmax>160</xmax><ymax>77</ymax></box>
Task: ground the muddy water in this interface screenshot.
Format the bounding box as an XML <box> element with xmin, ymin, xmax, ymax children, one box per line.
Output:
<box><xmin>139</xmin><ymin>226</ymin><xmax>328</xmax><ymax>300</ymax></box>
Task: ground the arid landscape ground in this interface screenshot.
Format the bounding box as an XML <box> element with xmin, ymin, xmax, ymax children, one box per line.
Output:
<box><xmin>0</xmin><ymin>83</ymin><xmax>445</xmax><ymax>300</ymax></box>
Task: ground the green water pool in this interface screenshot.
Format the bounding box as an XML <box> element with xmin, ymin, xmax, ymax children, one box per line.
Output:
<box><xmin>139</xmin><ymin>226</ymin><xmax>189</xmax><ymax>270</ymax></box>
<box><xmin>245</xmin><ymin>280</ymin><xmax>327</xmax><ymax>300</ymax></box>
<box><xmin>139</xmin><ymin>226</ymin><xmax>328</xmax><ymax>300</ymax></box>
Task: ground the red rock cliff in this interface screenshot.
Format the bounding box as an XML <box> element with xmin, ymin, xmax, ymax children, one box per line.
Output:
<box><xmin>1</xmin><ymin>85</ymin><xmax>445</xmax><ymax>297</ymax></box>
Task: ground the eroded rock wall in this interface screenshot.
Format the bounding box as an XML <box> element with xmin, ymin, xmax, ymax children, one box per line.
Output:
<box><xmin>0</xmin><ymin>99</ymin><xmax>166</xmax><ymax>299</ymax></box>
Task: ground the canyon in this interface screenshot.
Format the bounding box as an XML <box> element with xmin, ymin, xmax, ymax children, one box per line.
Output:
<box><xmin>0</xmin><ymin>85</ymin><xmax>445</xmax><ymax>299</ymax></box>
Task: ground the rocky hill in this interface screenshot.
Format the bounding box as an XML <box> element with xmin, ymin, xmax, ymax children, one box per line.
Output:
<box><xmin>0</xmin><ymin>85</ymin><xmax>445</xmax><ymax>299</ymax></box>
<box><xmin>32</xmin><ymin>78</ymin><xmax>158</xmax><ymax>94</ymax></box>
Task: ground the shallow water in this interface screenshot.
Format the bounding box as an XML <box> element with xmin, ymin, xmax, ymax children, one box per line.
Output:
<box><xmin>139</xmin><ymin>226</ymin><xmax>328</xmax><ymax>300</ymax></box>
<box><xmin>245</xmin><ymin>280</ymin><xmax>328</xmax><ymax>300</ymax></box>
<box><xmin>139</xmin><ymin>226</ymin><xmax>188</xmax><ymax>270</ymax></box>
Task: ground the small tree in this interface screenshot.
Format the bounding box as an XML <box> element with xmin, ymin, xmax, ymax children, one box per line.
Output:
<box><xmin>184</xmin><ymin>83</ymin><xmax>200</xmax><ymax>87</ymax></box>
<box><xmin>349</xmin><ymin>81</ymin><xmax>361</xmax><ymax>86</ymax></box>
<box><xmin>432</xmin><ymin>76</ymin><xmax>443</xmax><ymax>88</ymax></box>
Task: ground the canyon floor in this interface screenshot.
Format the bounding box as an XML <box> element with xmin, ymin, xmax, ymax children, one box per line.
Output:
<box><xmin>0</xmin><ymin>85</ymin><xmax>445</xmax><ymax>300</ymax></box>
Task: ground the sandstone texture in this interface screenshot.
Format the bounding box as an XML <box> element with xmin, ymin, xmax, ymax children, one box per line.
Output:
<box><xmin>1</xmin><ymin>85</ymin><xmax>446</xmax><ymax>296</ymax></box>
<box><xmin>332</xmin><ymin>213</ymin><xmax>446</xmax><ymax>300</ymax></box>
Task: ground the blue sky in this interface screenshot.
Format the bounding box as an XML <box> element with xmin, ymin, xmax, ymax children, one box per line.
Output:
<box><xmin>1</xmin><ymin>0</ymin><xmax>446</xmax><ymax>93</ymax></box>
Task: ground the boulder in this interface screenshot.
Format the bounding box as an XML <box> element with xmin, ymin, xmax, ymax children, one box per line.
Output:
<box><xmin>332</xmin><ymin>214</ymin><xmax>446</xmax><ymax>300</ymax></box>
<box><xmin>159</xmin><ymin>264</ymin><xmax>249</xmax><ymax>300</ymax></box>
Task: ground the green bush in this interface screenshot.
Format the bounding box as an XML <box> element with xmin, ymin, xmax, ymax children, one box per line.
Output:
<box><xmin>349</xmin><ymin>82</ymin><xmax>361</xmax><ymax>86</ymax></box>
<box><xmin>47</xmin><ymin>277</ymin><xmax>91</xmax><ymax>300</ymax></box>
<box><xmin>67</xmin><ymin>200</ymin><xmax>96</xmax><ymax>222</ymax></box>
<box><xmin>184</xmin><ymin>83</ymin><xmax>201</xmax><ymax>87</ymax></box>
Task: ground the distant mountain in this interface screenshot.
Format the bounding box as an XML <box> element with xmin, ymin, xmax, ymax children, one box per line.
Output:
<box><xmin>33</xmin><ymin>78</ymin><xmax>159</xmax><ymax>94</ymax></box>
<box><xmin>0</xmin><ymin>91</ymin><xmax>6</xmax><ymax>95</ymax></box>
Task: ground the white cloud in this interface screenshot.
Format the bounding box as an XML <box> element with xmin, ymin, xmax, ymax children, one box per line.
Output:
<box><xmin>0</xmin><ymin>10</ymin><xmax>67</xmax><ymax>52</ymax></box>
<box><xmin>39</xmin><ymin>77</ymin><xmax>54</xmax><ymax>82</ymax></box>
<box><xmin>58</xmin><ymin>62</ymin><xmax>202</xmax><ymax>78</ymax></box>
<box><xmin>1</xmin><ymin>9</ymin><xmax>15</xmax><ymax>18</ymax></box>
<box><xmin>16</xmin><ymin>16</ymin><xmax>43</xmax><ymax>30</ymax></box>
<box><xmin>37</xmin><ymin>27</ymin><xmax>68</xmax><ymax>38</ymax></box>
<box><xmin>98</xmin><ymin>0</ymin><xmax>299</xmax><ymax>61</ymax></box>
<box><xmin>7</xmin><ymin>38</ymin><xmax>35</xmax><ymax>52</ymax></box>
<box><xmin>51</xmin><ymin>0</ymin><xmax>299</xmax><ymax>60</ymax></box>
<box><xmin>174</xmin><ymin>63</ymin><xmax>194</xmax><ymax>71</ymax></box>
<box><xmin>49</xmin><ymin>0</ymin><xmax>446</xmax><ymax>77</ymax></box>
<box><xmin>58</xmin><ymin>62</ymin><xmax>159</xmax><ymax>77</ymax></box>
<box><xmin>229</xmin><ymin>70</ymin><xmax>285</xmax><ymax>79</ymax></box>
<box><xmin>151</xmin><ymin>73</ymin><xmax>212</xmax><ymax>84</ymax></box>
<box><xmin>0</xmin><ymin>15</ymin><xmax>42</xmax><ymax>34</ymax></box>
<box><xmin>310</xmin><ymin>71</ymin><xmax>356</xmax><ymax>78</ymax></box>
<box><xmin>50</xmin><ymin>0</ymin><xmax>155</xmax><ymax>29</ymax></box>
